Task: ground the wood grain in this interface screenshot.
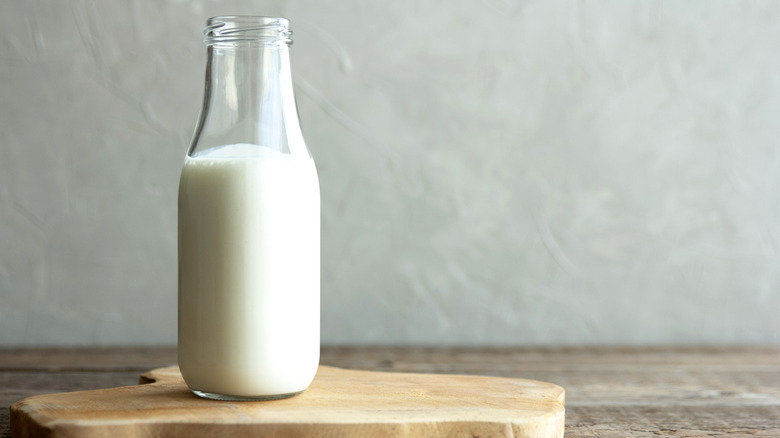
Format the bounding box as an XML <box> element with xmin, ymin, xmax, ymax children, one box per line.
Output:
<box><xmin>10</xmin><ymin>365</ymin><xmax>564</xmax><ymax>438</ymax></box>
<box><xmin>2</xmin><ymin>347</ymin><xmax>779</xmax><ymax>437</ymax></box>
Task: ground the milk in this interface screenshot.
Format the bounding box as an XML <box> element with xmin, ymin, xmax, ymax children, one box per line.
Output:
<box><xmin>178</xmin><ymin>143</ymin><xmax>319</xmax><ymax>399</ymax></box>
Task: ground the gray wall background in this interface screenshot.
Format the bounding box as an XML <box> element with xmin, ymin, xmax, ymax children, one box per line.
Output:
<box><xmin>1</xmin><ymin>0</ymin><xmax>778</xmax><ymax>346</ymax></box>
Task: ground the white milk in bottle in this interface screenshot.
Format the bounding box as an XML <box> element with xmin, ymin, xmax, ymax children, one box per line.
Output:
<box><xmin>178</xmin><ymin>143</ymin><xmax>319</xmax><ymax>399</ymax></box>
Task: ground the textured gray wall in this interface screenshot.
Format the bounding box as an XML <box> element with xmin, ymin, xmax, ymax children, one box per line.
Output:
<box><xmin>1</xmin><ymin>1</ymin><xmax>779</xmax><ymax>346</ymax></box>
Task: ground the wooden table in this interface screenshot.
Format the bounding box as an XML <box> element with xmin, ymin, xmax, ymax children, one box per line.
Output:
<box><xmin>1</xmin><ymin>347</ymin><xmax>778</xmax><ymax>437</ymax></box>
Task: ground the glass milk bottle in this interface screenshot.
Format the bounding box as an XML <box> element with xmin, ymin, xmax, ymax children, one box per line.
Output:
<box><xmin>178</xmin><ymin>16</ymin><xmax>320</xmax><ymax>400</ymax></box>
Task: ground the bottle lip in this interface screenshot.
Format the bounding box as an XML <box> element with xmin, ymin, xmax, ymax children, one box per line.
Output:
<box><xmin>204</xmin><ymin>16</ymin><xmax>292</xmax><ymax>46</ymax></box>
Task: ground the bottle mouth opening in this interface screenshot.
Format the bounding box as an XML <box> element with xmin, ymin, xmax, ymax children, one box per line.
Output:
<box><xmin>204</xmin><ymin>16</ymin><xmax>292</xmax><ymax>46</ymax></box>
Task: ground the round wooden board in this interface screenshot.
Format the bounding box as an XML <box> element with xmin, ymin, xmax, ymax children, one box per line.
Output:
<box><xmin>11</xmin><ymin>365</ymin><xmax>565</xmax><ymax>438</ymax></box>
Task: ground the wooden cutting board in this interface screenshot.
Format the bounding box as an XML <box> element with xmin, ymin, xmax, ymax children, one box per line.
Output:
<box><xmin>11</xmin><ymin>365</ymin><xmax>565</xmax><ymax>438</ymax></box>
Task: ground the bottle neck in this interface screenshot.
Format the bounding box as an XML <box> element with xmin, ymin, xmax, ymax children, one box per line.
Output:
<box><xmin>189</xmin><ymin>17</ymin><xmax>305</xmax><ymax>158</ymax></box>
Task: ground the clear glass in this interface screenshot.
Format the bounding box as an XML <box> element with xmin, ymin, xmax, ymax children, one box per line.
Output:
<box><xmin>178</xmin><ymin>16</ymin><xmax>320</xmax><ymax>401</ymax></box>
<box><xmin>189</xmin><ymin>16</ymin><xmax>307</xmax><ymax>158</ymax></box>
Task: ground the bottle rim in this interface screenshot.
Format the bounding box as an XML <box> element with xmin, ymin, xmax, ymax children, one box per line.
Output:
<box><xmin>204</xmin><ymin>16</ymin><xmax>292</xmax><ymax>46</ymax></box>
